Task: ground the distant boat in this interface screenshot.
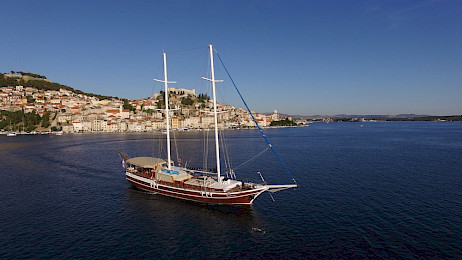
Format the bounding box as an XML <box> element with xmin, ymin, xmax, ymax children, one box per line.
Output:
<box><xmin>120</xmin><ymin>45</ymin><xmax>297</xmax><ymax>205</ymax></box>
<box><xmin>7</xmin><ymin>132</ymin><xmax>17</xmax><ymax>137</ymax></box>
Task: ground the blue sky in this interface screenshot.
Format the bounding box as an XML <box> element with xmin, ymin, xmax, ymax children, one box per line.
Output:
<box><xmin>1</xmin><ymin>0</ymin><xmax>461</xmax><ymax>115</ymax></box>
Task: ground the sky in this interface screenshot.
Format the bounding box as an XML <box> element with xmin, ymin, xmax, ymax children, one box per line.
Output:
<box><xmin>1</xmin><ymin>0</ymin><xmax>461</xmax><ymax>116</ymax></box>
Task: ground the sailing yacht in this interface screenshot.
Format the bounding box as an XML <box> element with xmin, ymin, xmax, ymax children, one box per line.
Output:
<box><xmin>120</xmin><ymin>45</ymin><xmax>297</xmax><ymax>205</ymax></box>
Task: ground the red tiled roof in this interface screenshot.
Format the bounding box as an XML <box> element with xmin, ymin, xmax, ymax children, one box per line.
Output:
<box><xmin>107</xmin><ymin>110</ymin><xmax>119</xmax><ymax>113</ymax></box>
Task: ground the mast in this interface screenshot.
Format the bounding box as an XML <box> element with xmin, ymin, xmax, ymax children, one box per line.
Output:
<box><xmin>209</xmin><ymin>44</ymin><xmax>221</xmax><ymax>183</ymax></box>
<box><xmin>154</xmin><ymin>52</ymin><xmax>175</xmax><ymax>170</ymax></box>
<box><xmin>201</xmin><ymin>44</ymin><xmax>224</xmax><ymax>182</ymax></box>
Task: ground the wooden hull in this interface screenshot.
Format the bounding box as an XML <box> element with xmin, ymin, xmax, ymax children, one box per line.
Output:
<box><xmin>126</xmin><ymin>172</ymin><xmax>266</xmax><ymax>205</ymax></box>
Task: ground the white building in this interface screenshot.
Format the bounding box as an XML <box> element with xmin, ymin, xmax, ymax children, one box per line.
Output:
<box><xmin>73</xmin><ymin>122</ymin><xmax>83</xmax><ymax>132</ymax></box>
<box><xmin>167</xmin><ymin>87</ymin><xmax>196</xmax><ymax>97</ymax></box>
<box><xmin>271</xmin><ymin>109</ymin><xmax>279</xmax><ymax>120</ymax></box>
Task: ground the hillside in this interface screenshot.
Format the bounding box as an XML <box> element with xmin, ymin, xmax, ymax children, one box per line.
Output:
<box><xmin>1</xmin><ymin>72</ymin><xmax>116</xmax><ymax>100</ymax></box>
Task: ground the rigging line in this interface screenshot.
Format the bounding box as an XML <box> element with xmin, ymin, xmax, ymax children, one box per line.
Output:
<box><xmin>202</xmin><ymin>129</ymin><xmax>206</xmax><ymax>169</ymax></box>
<box><xmin>203</xmin><ymin>128</ymin><xmax>209</xmax><ymax>170</ymax></box>
<box><xmin>152</xmin><ymin>55</ymin><xmax>164</xmax><ymax>97</ymax></box>
<box><xmin>223</xmin><ymin>131</ymin><xmax>232</xmax><ymax>173</ymax></box>
<box><xmin>219</xmin><ymin>129</ymin><xmax>230</xmax><ymax>177</ymax></box>
<box><xmin>202</xmin><ymin>127</ymin><xmax>207</xmax><ymax>169</ymax></box>
<box><xmin>151</xmin><ymin>131</ymin><xmax>157</xmax><ymax>157</ymax></box>
<box><xmin>168</xmin><ymin>46</ymin><xmax>208</xmax><ymax>54</ymax></box>
<box><xmin>159</xmin><ymin>130</ymin><xmax>165</xmax><ymax>159</ymax></box>
<box><xmin>220</xmin><ymin>129</ymin><xmax>233</xmax><ymax>175</ymax></box>
<box><xmin>171</xmin><ymin>50</ymin><xmax>206</xmax><ymax>79</ymax></box>
<box><xmin>234</xmin><ymin>146</ymin><xmax>270</xmax><ymax>170</ymax></box>
<box><xmin>218</xmin><ymin>131</ymin><xmax>226</xmax><ymax>172</ymax></box>
<box><xmin>172</xmin><ymin>130</ymin><xmax>180</xmax><ymax>165</ymax></box>
<box><xmin>215</xmin><ymin>49</ymin><xmax>297</xmax><ymax>184</ymax></box>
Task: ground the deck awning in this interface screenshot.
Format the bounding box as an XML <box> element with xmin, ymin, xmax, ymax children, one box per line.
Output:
<box><xmin>126</xmin><ymin>157</ymin><xmax>166</xmax><ymax>168</ymax></box>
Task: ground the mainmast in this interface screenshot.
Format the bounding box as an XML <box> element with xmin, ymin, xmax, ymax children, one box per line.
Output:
<box><xmin>210</xmin><ymin>44</ymin><xmax>221</xmax><ymax>183</ymax></box>
<box><xmin>154</xmin><ymin>52</ymin><xmax>176</xmax><ymax>170</ymax></box>
<box><xmin>202</xmin><ymin>44</ymin><xmax>223</xmax><ymax>183</ymax></box>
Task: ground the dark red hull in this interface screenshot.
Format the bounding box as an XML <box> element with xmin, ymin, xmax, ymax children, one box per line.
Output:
<box><xmin>126</xmin><ymin>174</ymin><xmax>266</xmax><ymax>205</ymax></box>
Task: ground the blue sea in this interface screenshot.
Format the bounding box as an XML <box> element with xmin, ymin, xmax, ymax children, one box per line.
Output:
<box><xmin>1</xmin><ymin>122</ymin><xmax>461</xmax><ymax>259</ymax></box>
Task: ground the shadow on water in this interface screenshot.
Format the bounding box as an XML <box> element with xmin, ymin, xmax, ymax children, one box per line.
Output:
<box><xmin>120</xmin><ymin>186</ymin><xmax>269</xmax><ymax>258</ymax></box>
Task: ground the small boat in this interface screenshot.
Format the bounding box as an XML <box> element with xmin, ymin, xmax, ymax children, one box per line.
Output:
<box><xmin>7</xmin><ymin>132</ymin><xmax>17</xmax><ymax>137</ymax></box>
<box><xmin>121</xmin><ymin>45</ymin><xmax>297</xmax><ymax>205</ymax></box>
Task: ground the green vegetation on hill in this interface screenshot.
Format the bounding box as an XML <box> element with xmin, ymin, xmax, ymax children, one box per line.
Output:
<box><xmin>10</xmin><ymin>71</ymin><xmax>47</xmax><ymax>79</ymax></box>
<box><xmin>41</xmin><ymin>111</ymin><xmax>51</xmax><ymax>128</ymax></box>
<box><xmin>197</xmin><ymin>93</ymin><xmax>210</xmax><ymax>103</ymax></box>
<box><xmin>154</xmin><ymin>91</ymin><xmax>210</xmax><ymax>110</ymax></box>
<box><xmin>1</xmin><ymin>72</ymin><xmax>116</xmax><ymax>100</ymax></box>
<box><xmin>181</xmin><ymin>96</ymin><xmax>194</xmax><ymax>106</ymax></box>
<box><xmin>0</xmin><ymin>72</ymin><xmax>19</xmax><ymax>86</ymax></box>
<box><xmin>0</xmin><ymin>110</ymin><xmax>43</xmax><ymax>131</ymax></box>
<box><xmin>270</xmin><ymin>118</ymin><xmax>298</xmax><ymax>126</ymax></box>
<box><xmin>123</xmin><ymin>99</ymin><xmax>135</xmax><ymax>111</ymax></box>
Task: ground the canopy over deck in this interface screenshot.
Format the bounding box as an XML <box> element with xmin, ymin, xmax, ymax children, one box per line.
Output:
<box><xmin>126</xmin><ymin>157</ymin><xmax>166</xmax><ymax>168</ymax></box>
<box><xmin>209</xmin><ymin>179</ymin><xmax>241</xmax><ymax>192</ymax></box>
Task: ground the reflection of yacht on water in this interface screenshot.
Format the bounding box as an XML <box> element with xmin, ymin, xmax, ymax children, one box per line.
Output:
<box><xmin>120</xmin><ymin>44</ymin><xmax>297</xmax><ymax>205</ymax></box>
<box><xmin>125</xmin><ymin>185</ymin><xmax>263</xmax><ymax>231</ymax></box>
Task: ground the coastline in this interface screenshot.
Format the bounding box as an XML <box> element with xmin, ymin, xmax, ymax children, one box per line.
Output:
<box><xmin>0</xmin><ymin>124</ymin><xmax>310</xmax><ymax>136</ymax></box>
<box><xmin>4</xmin><ymin>120</ymin><xmax>461</xmax><ymax>136</ymax></box>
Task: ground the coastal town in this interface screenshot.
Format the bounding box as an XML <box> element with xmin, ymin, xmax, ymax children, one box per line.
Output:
<box><xmin>0</xmin><ymin>72</ymin><xmax>294</xmax><ymax>134</ymax></box>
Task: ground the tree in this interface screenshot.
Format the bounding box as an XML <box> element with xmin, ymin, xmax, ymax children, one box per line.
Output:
<box><xmin>26</xmin><ymin>95</ymin><xmax>35</xmax><ymax>103</ymax></box>
<box><xmin>144</xmin><ymin>109</ymin><xmax>154</xmax><ymax>115</ymax></box>
<box><xmin>181</xmin><ymin>97</ymin><xmax>194</xmax><ymax>106</ymax></box>
<box><xmin>41</xmin><ymin>112</ymin><xmax>51</xmax><ymax>128</ymax></box>
<box><xmin>0</xmin><ymin>110</ymin><xmax>42</xmax><ymax>130</ymax></box>
<box><xmin>270</xmin><ymin>118</ymin><xmax>298</xmax><ymax>127</ymax></box>
<box><xmin>156</xmin><ymin>93</ymin><xmax>165</xmax><ymax>109</ymax></box>
<box><xmin>198</xmin><ymin>93</ymin><xmax>210</xmax><ymax>103</ymax></box>
<box><xmin>0</xmin><ymin>120</ymin><xmax>7</xmax><ymax>130</ymax></box>
<box><xmin>123</xmin><ymin>99</ymin><xmax>135</xmax><ymax>111</ymax></box>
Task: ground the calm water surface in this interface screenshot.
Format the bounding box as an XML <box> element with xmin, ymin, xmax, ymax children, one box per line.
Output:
<box><xmin>1</xmin><ymin>122</ymin><xmax>461</xmax><ymax>259</ymax></box>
